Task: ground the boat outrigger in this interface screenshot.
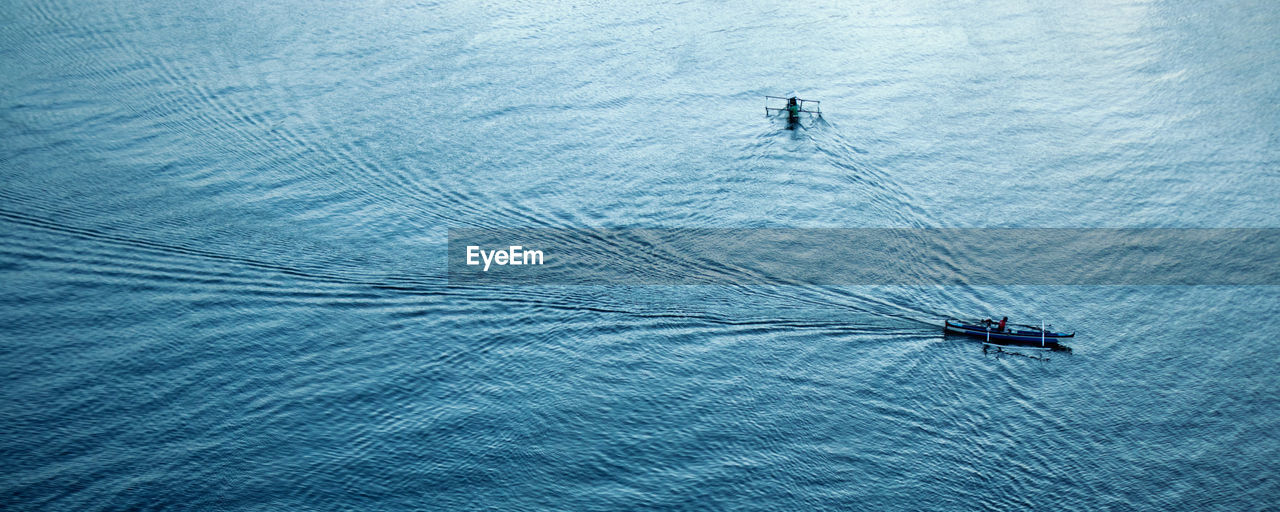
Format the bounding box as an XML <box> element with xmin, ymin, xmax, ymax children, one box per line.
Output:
<box><xmin>765</xmin><ymin>94</ymin><xmax>820</xmax><ymax>128</ymax></box>
<box><xmin>944</xmin><ymin>318</ymin><xmax>1075</xmax><ymax>350</ymax></box>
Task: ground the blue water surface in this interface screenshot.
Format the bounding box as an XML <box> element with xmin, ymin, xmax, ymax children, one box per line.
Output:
<box><xmin>2</xmin><ymin>0</ymin><xmax>1278</xmax><ymax>510</ymax></box>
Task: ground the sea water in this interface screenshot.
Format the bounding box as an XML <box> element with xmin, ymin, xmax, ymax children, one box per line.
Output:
<box><xmin>1</xmin><ymin>0</ymin><xmax>1277</xmax><ymax>510</ymax></box>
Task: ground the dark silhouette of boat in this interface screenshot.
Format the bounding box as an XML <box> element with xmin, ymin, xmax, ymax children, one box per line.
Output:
<box><xmin>944</xmin><ymin>318</ymin><xmax>1074</xmax><ymax>350</ymax></box>
<box><xmin>765</xmin><ymin>94</ymin><xmax>820</xmax><ymax>129</ymax></box>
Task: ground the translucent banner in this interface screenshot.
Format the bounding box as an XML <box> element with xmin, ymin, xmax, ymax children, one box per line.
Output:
<box><xmin>448</xmin><ymin>228</ymin><xmax>1280</xmax><ymax>285</ymax></box>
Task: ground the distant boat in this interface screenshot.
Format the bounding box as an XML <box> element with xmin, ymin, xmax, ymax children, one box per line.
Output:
<box><xmin>765</xmin><ymin>94</ymin><xmax>820</xmax><ymax>128</ymax></box>
<box><xmin>944</xmin><ymin>318</ymin><xmax>1074</xmax><ymax>350</ymax></box>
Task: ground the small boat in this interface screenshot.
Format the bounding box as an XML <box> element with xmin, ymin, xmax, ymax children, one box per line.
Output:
<box><xmin>765</xmin><ymin>94</ymin><xmax>821</xmax><ymax>128</ymax></box>
<box><xmin>944</xmin><ymin>318</ymin><xmax>1074</xmax><ymax>350</ymax></box>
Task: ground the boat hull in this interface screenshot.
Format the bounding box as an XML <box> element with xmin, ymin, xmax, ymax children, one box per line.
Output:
<box><xmin>944</xmin><ymin>319</ymin><xmax>1074</xmax><ymax>349</ymax></box>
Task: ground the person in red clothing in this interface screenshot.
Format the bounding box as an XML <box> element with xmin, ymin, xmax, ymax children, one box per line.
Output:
<box><xmin>997</xmin><ymin>316</ymin><xmax>1008</xmax><ymax>332</ymax></box>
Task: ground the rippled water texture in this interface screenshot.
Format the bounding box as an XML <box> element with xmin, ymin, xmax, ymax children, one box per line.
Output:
<box><xmin>2</xmin><ymin>0</ymin><xmax>1278</xmax><ymax>510</ymax></box>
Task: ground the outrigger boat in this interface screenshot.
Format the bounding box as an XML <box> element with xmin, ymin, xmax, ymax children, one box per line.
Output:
<box><xmin>765</xmin><ymin>93</ymin><xmax>820</xmax><ymax>128</ymax></box>
<box><xmin>944</xmin><ymin>318</ymin><xmax>1075</xmax><ymax>350</ymax></box>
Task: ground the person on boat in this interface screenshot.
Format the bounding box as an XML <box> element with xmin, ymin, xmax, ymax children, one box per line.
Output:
<box><xmin>786</xmin><ymin>97</ymin><xmax>800</xmax><ymax>120</ymax></box>
<box><xmin>998</xmin><ymin>316</ymin><xmax>1008</xmax><ymax>332</ymax></box>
